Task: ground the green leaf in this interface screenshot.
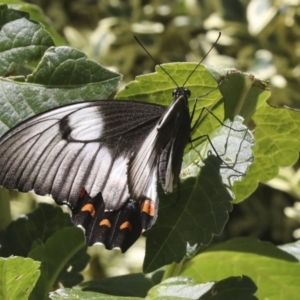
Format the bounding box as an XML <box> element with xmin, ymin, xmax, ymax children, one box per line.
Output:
<box><xmin>81</xmin><ymin>273</ymin><xmax>155</xmax><ymax>297</ymax></box>
<box><xmin>49</xmin><ymin>288</ymin><xmax>142</xmax><ymax>300</ymax></box>
<box><xmin>181</xmin><ymin>237</ymin><xmax>300</xmax><ymax>300</ymax></box>
<box><xmin>27</xmin><ymin>46</ymin><xmax>121</xmax><ymax>86</ymax></box>
<box><xmin>0</xmin><ymin>5</ymin><xmax>55</xmax><ymax>75</ymax></box>
<box><xmin>146</xmin><ymin>276</ymin><xmax>257</xmax><ymax>300</ymax></box>
<box><xmin>206</xmin><ymin>67</ymin><xmax>300</xmax><ymax>207</ymax></box>
<box><xmin>218</xmin><ymin>69</ymin><xmax>269</xmax><ymax>123</ymax></box>
<box><xmin>233</xmin><ymin>102</ymin><xmax>300</xmax><ymax>202</ymax></box>
<box><xmin>117</xmin><ymin>63</ymin><xmax>222</xmax><ymax>143</ymax></box>
<box><xmin>143</xmin><ymin>116</ymin><xmax>255</xmax><ymax>273</ymax></box>
<box><xmin>28</xmin><ymin>227</ymin><xmax>87</xmax><ymax>300</ymax></box>
<box><xmin>144</xmin><ymin>155</ymin><xmax>231</xmax><ymax>273</ymax></box>
<box><xmin>0</xmin><ymin>256</ymin><xmax>40</xmax><ymax>300</ymax></box>
<box><xmin>0</xmin><ymin>3</ymin><xmax>29</xmax><ymax>27</ymax></box>
<box><xmin>0</xmin><ymin>46</ymin><xmax>122</xmax><ymax>135</ymax></box>
<box><xmin>1</xmin><ymin>2</ymin><xmax>66</xmax><ymax>46</ymax></box>
<box><xmin>0</xmin><ymin>203</ymin><xmax>73</xmax><ymax>257</ymax></box>
<box><xmin>200</xmin><ymin>276</ymin><xmax>258</xmax><ymax>300</ymax></box>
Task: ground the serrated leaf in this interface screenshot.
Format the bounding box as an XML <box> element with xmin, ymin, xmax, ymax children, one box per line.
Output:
<box><xmin>49</xmin><ymin>288</ymin><xmax>142</xmax><ymax>300</ymax></box>
<box><xmin>233</xmin><ymin>102</ymin><xmax>300</xmax><ymax>202</ymax></box>
<box><xmin>0</xmin><ymin>46</ymin><xmax>122</xmax><ymax>135</ymax></box>
<box><xmin>186</xmin><ymin>116</ymin><xmax>255</xmax><ymax>186</ymax></box>
<box><xmin>181</xmin><ymin>237</ymin><xmax>300</xmax><ymax>300</ymax></box>
<box><xmin>0</xmin><ymin>6</ymin><xmax>54</xmax><ymax>75</ymax></box>
<box><xmin>0</xmin><ymin>256</ymin><xmax>40</xmax><ymax>300</ymax></box>
<box><xmin>206</xmin><ymin>67</ymin><xmax>300</xmax><ymax>205</ymax></box>
<box><xmin>28</xmin><ymin>227</ymin><xmax>87</xmax><ymax>300</ymax></box>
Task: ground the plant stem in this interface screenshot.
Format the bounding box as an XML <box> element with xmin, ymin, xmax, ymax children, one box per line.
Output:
<box><xmin>0</xmin><ymin>188</ymin><xmax>12</xmax><ymax>231</ymax></box>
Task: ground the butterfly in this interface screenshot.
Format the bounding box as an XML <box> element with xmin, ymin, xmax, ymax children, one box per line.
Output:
<box><xmin>0</xmin><ymin>84</ymin><xmax>197</xmax><ymax>251</ymax></box>
<box><xmin>0</xmin><ymin>39</ymin><xmax>224</xmax><ymax>253</ymax></box>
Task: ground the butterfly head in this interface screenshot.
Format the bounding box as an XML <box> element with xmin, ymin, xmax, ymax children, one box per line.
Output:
<box><xmin>172</xmin><ymin>87</ymin><xmax>191</xmax><ymax>101</ymax></box>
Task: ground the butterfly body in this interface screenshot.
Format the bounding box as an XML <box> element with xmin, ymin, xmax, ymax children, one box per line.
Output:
<box><xmin>0</xmin><ymin>87</ymin><xmax>192</xmax><ymax>252</ymax></box>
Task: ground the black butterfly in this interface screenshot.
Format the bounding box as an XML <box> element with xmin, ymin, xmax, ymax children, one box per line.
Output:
<box><xmin>0</xmin><ymin>85</ymin><xmax>195</xmax><ymax>251</ymax></box>
<box><xmin>0</xmin><ymin>37</ymin><xmax>223</xmax><ymax>252</ymax></box>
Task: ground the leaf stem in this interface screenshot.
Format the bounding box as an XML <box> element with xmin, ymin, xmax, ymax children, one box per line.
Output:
<box><xmin>162</xmin><ymin>258</ymin><xmax>186</xmax><ymax>280</ymax></box>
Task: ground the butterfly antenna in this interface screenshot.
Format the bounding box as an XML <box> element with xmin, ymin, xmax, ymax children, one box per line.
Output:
<box><xmin>182</xmin><ymin>32</ymin><xmax>221</xmax><ymax>87</ymax></box>
<box><xmin>134</xmin><ymin>35</ymin><xmax>179</xmax><ymax>88</ymax></box>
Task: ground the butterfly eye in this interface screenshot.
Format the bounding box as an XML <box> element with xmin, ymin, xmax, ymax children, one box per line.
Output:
<box><xmin>172</xmin><ymin>89</ymin><xmax>177</xmax><ymax>97</ymax></box>
<box><xmin>184</xmin><ymin>88</ymin><xmax>191</xmax><ymax>98</ymax></box>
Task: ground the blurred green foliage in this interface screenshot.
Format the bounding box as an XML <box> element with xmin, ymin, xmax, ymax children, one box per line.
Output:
<box><xmin>2</xmin><ymin>0</ymin><xmax>300</xmax><ymax>290</ymax></box>
<box><xmin>20</xmin><ymin>0</ymin><xmax>300</xmax><ymax>108</ymax></box>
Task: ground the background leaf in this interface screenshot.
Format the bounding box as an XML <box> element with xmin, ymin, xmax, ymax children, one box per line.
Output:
<box><xmin>1</xmin><ymin>2</ymin><xmax>66</xmax><ymax>45</ymax></box>
<box><xmin>181</xmin><ymin>237</ymin><xmax>300</xmax><ymax>300</ymax></box>
<box><xmin>0</xmin><ymin>256</ymin><xmax>40</xmax><ymax>300</ymax></box>
<box><xmin>29</xmin><ymin>227</ymin><xmax>88</xmax><ymax>300</ymax></box>
<box><xmin>0</xmin><ymin>204</ymin><xmax>74</xmax><ymax>257</ymax></box>
<box><xmin>0</xmin><ymin>4</ymin><xmax>55</xmax><ymax>75</ymax></box>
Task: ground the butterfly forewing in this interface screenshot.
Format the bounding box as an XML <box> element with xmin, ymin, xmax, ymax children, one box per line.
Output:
<box><xmin>0</xmin><ymin>94</ymin><xmax>193</xmax><ymax>251</ymax></box>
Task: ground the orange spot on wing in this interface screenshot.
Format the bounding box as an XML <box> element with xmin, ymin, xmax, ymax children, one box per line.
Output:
<box><xmin>99</xmin><ymin>219</ymin><xmax>111</xmax><ymax>228</ymax></box>
<box><xmin>120</xmin><ymin>221</ymin><xmax>132</xmax><ymax>231</ymax></box>
<box><xmin>141</xmin><ymin>199</ymin><xmax>155</xmax><ymax>216</ymax></box>
<box><xmin>81</xmin><ymin>204</ymin><xmax>95</xmax><ymax>216</ymax></box>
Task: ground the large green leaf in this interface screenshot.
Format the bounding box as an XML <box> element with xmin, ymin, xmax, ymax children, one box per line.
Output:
<box><xmin>146</xmin><ymin>276</ymin><xmax>257</xmax><ymax>300</ymax></box>
<box><xmin>0</xmin><ymin>256</ymin><xmax>40</xmax><ymax>300</ymax></box>
<box><xmin>117</xmin><ymin>63</ymin><xmax>222</xmax><ymax>143</ymax></box>
<box><xmin>181</xmin><ymin>237</ymin><xmax>300</xmax><ymax>300</ymax></box>
<box><xmin>123</xmin><ymin>65</ymin><xmax>256</xmax><ymax>272</ymax></box>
